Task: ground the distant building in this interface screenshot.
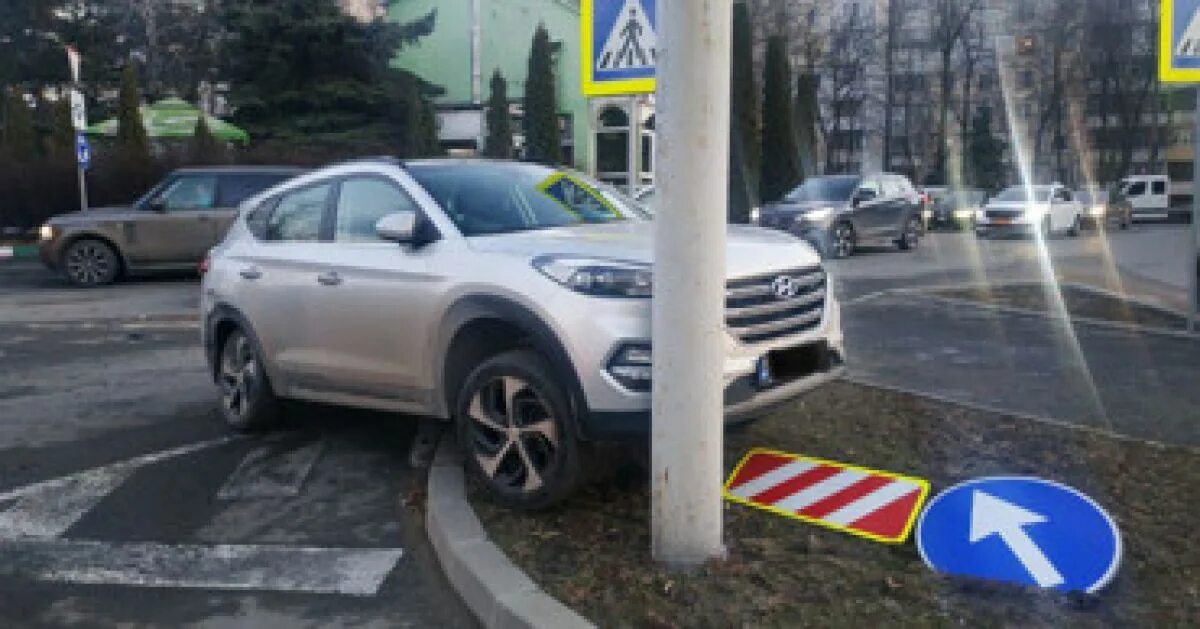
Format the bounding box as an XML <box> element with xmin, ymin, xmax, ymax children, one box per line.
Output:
<box><xmin>387</xmin><ymin>0</ymin><xmax>589</xmax><ymax>170</ymax></box>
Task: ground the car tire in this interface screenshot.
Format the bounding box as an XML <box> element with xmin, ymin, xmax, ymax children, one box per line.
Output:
<box><xmin>217</xmin><ymin>327</ymin><xmax>281</xmax><ymax>432</ymax></box>
<box><xmin>897</xmin><ymin>217</ymin><xmax>921</xmax><ymax>251</ymax></box>
<box><xmin>831</xmin><ymin>222</ymin><xmax>856</xmax><ymax>259</ymax></box>
<box><xmin>456</xmin><ymin>349</ymin><xmax>584</xmax><ymax>510</ymax></box>
<box><xmin>63</xmin><ymin>238</ymin><xmax>121</xmax><ymax>287</ymax></box>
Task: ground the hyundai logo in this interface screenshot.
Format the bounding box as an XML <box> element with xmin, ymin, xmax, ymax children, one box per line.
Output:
<box><xmin>771</xmin><ymin>275</ymin><xmax>799</xmax><ymax>300</ymax></box>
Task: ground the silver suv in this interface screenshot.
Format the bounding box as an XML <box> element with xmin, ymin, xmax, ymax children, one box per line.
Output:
<box><xmin>201</xmin><ymin>159</ymin><xmax>844</xmax><ymax>508</ymax></box>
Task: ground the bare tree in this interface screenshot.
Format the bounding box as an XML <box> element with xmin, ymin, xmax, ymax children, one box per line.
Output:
<box><xmin>817</xmin><ymin>2</ymin><xmax>876</xmax><ymax>173</ymax></box>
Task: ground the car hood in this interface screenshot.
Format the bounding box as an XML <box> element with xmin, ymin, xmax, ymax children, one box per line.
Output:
<box><xmin>48</xmin><ymin>206</ymin><xmax>137</xmax><ymax>224</ymax></box>
<box><xmin>466</xmin><ymin>221</ymin><xmax>822</xmax><ymax>277</ymax></box>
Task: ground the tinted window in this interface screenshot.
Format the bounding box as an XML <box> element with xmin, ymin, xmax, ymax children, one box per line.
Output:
<box><xmin>156</xmin><ymin>175</ymin><xmax>218</xmax><ymax>210</ymax></box>
<box><xmin>1152</xmin><ymin>181</ymin><xmax>1166</xmax><ymax>195</ymax></box>
<box><xmin>783</xmin><ymin>176</ymin><xmax>861</xmax><ymax>203</ymax></box>
<box><xmin>265</xmin><ymin>183</ymin><xmax>331</xmax><ymax>242</ymax></box>
<box><xmin>335</xmin><ymin>177</ymin><xmax>420</xmax><ymax>242</ymax></box>
<box><xmin>218</xmin><ymin>173</ymin><xmax>293</xmax><ymax>207</ymax></box>
<box><xmin>408</xmin><ymin>163</ymin><xmax>626</xmax><ymax>236</ymax></box>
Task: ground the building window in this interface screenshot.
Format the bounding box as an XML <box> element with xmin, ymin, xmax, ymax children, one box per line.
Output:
<box><xmin>1020</xmin><ymin>70</ymin><xmax>1034</xmax><ymax>90</ymax></box>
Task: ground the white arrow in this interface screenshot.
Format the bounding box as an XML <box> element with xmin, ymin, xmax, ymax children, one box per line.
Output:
<box><xmin>969</xmin><ymin>490</ymin><xmax>1064</xmax><ymax>588</ymax></box>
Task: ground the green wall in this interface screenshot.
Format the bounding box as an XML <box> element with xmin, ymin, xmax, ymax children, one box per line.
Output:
<box><xmin>389</xmin><ymin>0</ymin><xmax>590</xmax><ymax>170</ymax></box>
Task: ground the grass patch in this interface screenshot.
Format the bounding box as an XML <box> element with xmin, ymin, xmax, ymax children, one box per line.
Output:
<box><xmin>931</xmin><ymin>283</ymin><xmax>1187</xmax><ymax>331</ymax></box>
<box><xmin>469</xmin><ymin>381</ymin><xmax>1199</xmax><ymax>627</ymax></box>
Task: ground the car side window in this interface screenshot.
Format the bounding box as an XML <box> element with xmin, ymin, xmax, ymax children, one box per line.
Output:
<box><xmin>155</xmin><ymin>175</ymin><xmax>219</xmax><ymax>210</ymax></box>
<box><xmin>1152</xmin><ymin>181</ymin><xmax>1167</xmax><ymax>195</ymax></box>
<box><xmin>264</xmin><ymin>183</ymin><xmax>332</xmax><ymax>242</ymax></box>
<box><xmin>335</xmin><ymin>177</ymin><xmax>421</xmax><ymax>242</ymax></box>
<box><xmin>218</xmin><ymin>174</ymin><xmax>290</xmax><ymax>208</ymax></box>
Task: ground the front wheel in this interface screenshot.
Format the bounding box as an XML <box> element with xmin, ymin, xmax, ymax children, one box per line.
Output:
<box><xmin>830</xmin><ymin>222</ymin><xmax>856</xmax><ymax>259</ymax></box>
<box><xmin>456</xmin><ymin>350</ymin><xmax>584</xmax><ymax>510</ymax></box>
<box><xmin>63</xmin><ymin>238</ymin><xmax>121</xmax><ymax>287</ymax></box>
<box><xmin>217</xmin><ymin>328</ymin><xmax>280</xmax><ymax>432</ymax></box>
<box><xmin>897</xmin><ymin>217</ymin><xmax>921</xmax><ymax>251</ymax></box>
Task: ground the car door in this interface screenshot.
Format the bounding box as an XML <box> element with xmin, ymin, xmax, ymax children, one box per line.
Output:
<box><xmin>125</xmin><ymin>173</ymin><xmax>220</xmax><ymax>266</ymax></box>
<box><xmin>297</xmin><ymin>173</ymin><xmax>445</xmax><ymax>411</ymax></box>
<box><xmin>850</xmin><ymin>177</ymin><xmax>886</xmax><ymax>238</ymax></box>
<box><xmin>230</xmin><ymin>180</ymin><xmax>338</xmax><ymax>394</ymax></box>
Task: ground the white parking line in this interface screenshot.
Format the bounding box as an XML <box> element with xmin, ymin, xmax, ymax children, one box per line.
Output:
<box><xmin>0</xmin><ymin>539</ymin><xmax>403</xmax><ymax>596</ymax></box>
<box><xmin>217</xmin><ymin>439</ymin><xmax>325</xmax><ymax>500</ymax></box>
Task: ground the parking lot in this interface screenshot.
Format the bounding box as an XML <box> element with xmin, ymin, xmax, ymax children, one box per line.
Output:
<box><xmin>0</xmin><ymin>224</ymin><xmax>1196</xmax><ymax>625</ymax></box>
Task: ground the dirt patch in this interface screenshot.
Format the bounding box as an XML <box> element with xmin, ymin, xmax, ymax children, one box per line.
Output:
<box><xmin>469</xmin><ymin>381</ymin><xmax>1199</xmax><ymax>627</ymax></box>
<box><xmin>930</xmin><ymin>283</ymin><xmax>1188</xmax><ymax>331</ymax></box>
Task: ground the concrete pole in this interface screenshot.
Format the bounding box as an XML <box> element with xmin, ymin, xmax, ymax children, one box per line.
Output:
<box><xmin>652</xmin><ymin>0</ymin><xmax>732</xmax><ymax>568</ymax></box>
<box><xmin>627</xmin><ymin>96</ymin><xmax>642</xmax><ymax>195</ymax></box>
<box><xmin>1190</xmin><ymin>86</ymin><xmax>1199</xmax><ymax>333</ymax></box>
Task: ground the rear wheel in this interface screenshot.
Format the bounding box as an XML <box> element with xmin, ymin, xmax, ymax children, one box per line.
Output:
<box><xmin>897</xmin><ymin>217</ymin><xmax>921</xmax><ymax>250</ymax></box>
<box><xmin>456</xmin><ymin>350</ymin><xmax>583</xmax><ymax>510</ymax></box>
<box><xmin>217</xmin><ymin>328</ymin><xmax>280</xmax><ymax>432</ymax></box>
<box><xmin>63</xmin><ymin>239</ymin><xmax>120</xmax><ymax>287</ymax></box>
<box><xmin>830</xmin><ymin>222</ymin><xmax>856</xmax><ymax>259</ymax></box>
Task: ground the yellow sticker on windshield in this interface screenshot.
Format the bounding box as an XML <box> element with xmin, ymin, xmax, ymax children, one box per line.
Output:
<box><xmin>536</xmin><ymin>173</ymin><xmax>620</xmax><ymax>219</ymax></box>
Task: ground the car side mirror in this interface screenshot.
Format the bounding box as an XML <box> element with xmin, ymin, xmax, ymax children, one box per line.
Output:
<box><xmin>376</xmin><ymin>212</ymin><xmax>417</xmax><ymax>243</ymax></box>
<box><xmin>852</xmin><ymin>189</ymin><xmax>876</xmax><ymax>207</ymax></box>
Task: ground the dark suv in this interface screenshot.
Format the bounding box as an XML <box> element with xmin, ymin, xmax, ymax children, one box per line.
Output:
<box><xmin>757</xmin><ymin>174</ymin><xmax>925</xmax><ymax>258</ymax></box>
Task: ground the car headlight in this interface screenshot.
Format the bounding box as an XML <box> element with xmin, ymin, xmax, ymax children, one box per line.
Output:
<box><xmin>1089</xmin><ymin>205</ymin><xmax>1106</xmax><ymax>217</ymax></box>
<box><xmin>799</xmin><ymin>207</ymin><xmax>834</xmax><ymax>222</ymax></box>
<box><xmin>39</xmin><ymin>224</ymin><xmax>54</xmax><ymax>241</ymax></box>
<box><xmin>533</xmin><ymin>255</ymin><xmax>652</xmax><ymax>298</ymax></box>
<box><xmin>954</xmin><ymin>209</ymin><xmax>974</xmax><ymax>220</ymax></box>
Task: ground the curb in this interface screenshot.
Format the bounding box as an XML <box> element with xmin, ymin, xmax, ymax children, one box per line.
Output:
<box><xmin>426</xmin><ymin>436</ymin><xmax>594</xmax><ymax>629</ymax></box>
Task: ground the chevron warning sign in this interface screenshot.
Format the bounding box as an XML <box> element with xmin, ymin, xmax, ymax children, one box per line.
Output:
<box><xmin>724</xmin><ymin>449</ymin><xmax>930</xmax><ymax>544</ymax></box>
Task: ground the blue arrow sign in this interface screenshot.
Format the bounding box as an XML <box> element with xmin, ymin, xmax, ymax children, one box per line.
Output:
<box><xmin>582</xmin><ymin>0</ymin><xmax>656</xmax><ymax>96</ymax></box>
<box><xmin>75</xmin><ymin>133</ymin><xmax>91</xmax><ymax>170</ymax></box>
<box><xmin>916</xmin><ymin>477</ymin><xmax>1121</xmax><ymax>593</ymax></box>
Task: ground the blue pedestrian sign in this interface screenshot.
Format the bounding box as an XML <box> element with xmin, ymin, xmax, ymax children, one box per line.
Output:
<box><xmin>75</xmin><ymin>133</ymin><xmax>91</xmax><ymax>171</ymax></box>
<box><xmin>581</xmin><ymin>0</ymin><xmax>656</xmax><ymax>96</ymax></box>
<box><xmin>1160</xmin><ymin>0</ymin><xmax>1200</xmax><ymax>82</ymax></box>
<box><xmin>916</xmin><ymin>477</ymin><xmax>1121</xmax><ymax>593</ymax></box>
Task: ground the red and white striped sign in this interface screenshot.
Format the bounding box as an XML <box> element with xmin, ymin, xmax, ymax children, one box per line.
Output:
<box><xmin>724</xmin><ymin>449</ymin><xmax>930</xmax><ymax>544</ymax></box>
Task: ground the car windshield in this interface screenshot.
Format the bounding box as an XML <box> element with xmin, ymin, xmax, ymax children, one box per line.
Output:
<box><xmin>993</xmin><ymin>187</ymin><xmax>1052</xmax><ymax>203</ymax></box>
<box><xmin>407</xmin><ymin>163</ymin><xmax>633</xmax><ymax>236</ymax></box>
<box><xmin>783</xmin><ymin>176</ymin><xmax>860</xmax><ymax>203</ymax></box>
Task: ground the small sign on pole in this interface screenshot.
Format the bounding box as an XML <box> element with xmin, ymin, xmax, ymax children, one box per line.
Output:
<box><xmin>75</xmin><ymin>133</ymin><xmax>91</xmax><ymax>171</ymax></box>
<box><xmin>69</xmin><ymin>89</ymin><xmax>87</xmax><ymax>131</ymax></box>
<box><xmin>1160</xmin><ymin>0</ymin><xmax>1200</xmax><ymax>332</ymax></box>
<box><xmin>581</xmin><ymin>0</ymin><xmax>657</xmax><ymax>96</ymax></box>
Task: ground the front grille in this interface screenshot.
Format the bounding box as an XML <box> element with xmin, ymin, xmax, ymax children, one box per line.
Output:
<box><xmin>986</xmin><ymin>209</ymin><xmax>1023</xmax><ymax>219</ymax></box>
<box><xmin>726</xmin><ymin>267</ymin><xmax>826</xmax><ymax>344</ymax></box>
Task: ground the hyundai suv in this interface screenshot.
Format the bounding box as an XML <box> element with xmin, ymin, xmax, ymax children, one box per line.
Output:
<box><xmin>201</xmin><ymin>159</ymin><xmax>844</xmax><ymax>508</ymax></box>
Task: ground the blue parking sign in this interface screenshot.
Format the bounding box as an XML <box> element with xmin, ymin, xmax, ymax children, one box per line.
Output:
<box><xmin>75</xmin><ymin>133</ymin><xmax>91</xmax><ymax>171</ymax></box>
<box><xmin>1161</xmin><ymin>0</ymin><xmax>1200</xmax><ymax>82</ymax></box>
<box><xmin>917</xmin><ymin>477</ymin><xmax>1121</xmax><ymax>593</ymax></box>
<box><xmin>581</xmin><ymin>0</ymin><xmax>657</xmax><ymax>96</ymax></box>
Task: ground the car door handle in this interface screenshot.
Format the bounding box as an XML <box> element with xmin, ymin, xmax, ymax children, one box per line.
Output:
<box><xmin>317</xmin><ymin>271</ymin><xmax>343</xmax><ymax>286</ymax></box>
<box><xmin>240</xmin><ymin>267</ymin><xmax>262</xmax><ymax>280</ymax></box>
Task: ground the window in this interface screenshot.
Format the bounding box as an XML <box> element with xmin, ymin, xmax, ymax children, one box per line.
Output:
<box><xmin>335</xmin><ymin>177</ymin><xmax>420</xmax><ymax>242</ymax></box>
<box><xmin>218</xmin><ymin>173</ymin><xmax>293</xmax><ymax>208</ymax></box>
<box><xmin>1125</xmin><ymin>181</ymin><xmax>1146</xmax><ymax>196</ymax></box>
<box><xmin>155</xmin><ymin>175</ymin><xmax>218</xmax><ymax>210</ymax></box>
<box><xmin>1152</xmin><ymin>181</ymin><xmax>1167</xmax><ymax>195</ymax></box>
<box><xmin>264</xmin><ymin>183</ymin><xmax>331</xmax><ymax>242</ymax></box>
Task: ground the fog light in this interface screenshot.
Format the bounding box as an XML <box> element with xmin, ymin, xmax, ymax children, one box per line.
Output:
<box><xmin>607</xmin><ymin>343</ymin><xmax>651</xmax><ymax>392</ymax></box>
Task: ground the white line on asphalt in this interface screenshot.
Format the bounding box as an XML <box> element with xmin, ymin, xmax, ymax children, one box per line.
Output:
<box><xmin>0</xmin><ymin>539</ymin><xmax>404</xmax><ymax>596</ymax></box>
<box><xmin>921</xmin><ymin>294</ymin><xmax>1200</xmax><ymax>341</ymax></box>
<box><xmin>216</xmin><ymin>439</ymin><xmax>325</xmax><ymax>500</ymax></box>
<box><xmin>727</xmin><ymin>460</ymin><xmax>817</xmax><ymax>499</ymax></box>
<box><xmin>771</xmin><ymin>469</ymin><xmax>867</xmax><ymax>512</ymax></box>
<box><xmin>0</xmin><ymin>437</ymin><xmax>236</xmax><ymax>539</ymax></box>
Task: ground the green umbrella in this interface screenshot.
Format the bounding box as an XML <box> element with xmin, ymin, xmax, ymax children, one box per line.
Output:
<box><xmin>85</xmin><ymin>98</ymin><xmax>250</xmax><ymax>144</ymax></box>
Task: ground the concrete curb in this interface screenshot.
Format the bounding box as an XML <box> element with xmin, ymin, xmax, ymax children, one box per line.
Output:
<box><xmin>426</xmin><ymin>437</ymin><xmax>594</xmax><ymax>629</ymax></box>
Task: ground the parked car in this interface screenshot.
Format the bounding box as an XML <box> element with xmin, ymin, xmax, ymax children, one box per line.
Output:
<box><xmin>924</xmin><ymin>186</ymin><xmax>987</xmax><ymax>231</ymax></box>
<box><xmin>756</xmin><ymin>174</ymin><xmax>925</xmax><ymax>258</ymax></box>
<box><xmin>201</xmin><ymin>158</ymin><xmax>844</xmax><ymax>508</ymax></box>
<box><xmin>1076</xmin><ymin>186</ymin><xmax>1132</xmax><ymax>230</ymax></box>
<box><xmin>634</xmin><ymin>186</ymin><xmax>761</xmax><ymax>224</ymax></box>
<box><xmin>975</xmin><ymin>184</ymin><xmax>1084</xmax><ymax>238</ymax></box>
<box><xmin>39</xmin><ymin>166</ymin><xmax>304</xmax><ymax>286</ymax></box>
<box><xmin>1116</xmin><ymin>174</ymin><xmax>1170</xmax><ymax>221</ymax></box>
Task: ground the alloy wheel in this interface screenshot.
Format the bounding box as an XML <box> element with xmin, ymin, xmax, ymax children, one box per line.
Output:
<box><xmin>219</xmin><ymin>333</ymin><xmax>260</xmax><ymax>422</ymax></box>
<box><xmin>65</xmin><ymin>241</ymin><xmax>116</xmax><ymax>286</ymax></box>
<box><xmin>833</xmin><ymin>224</ymin><xmax>855</xmax><ymax>258</ymax></box>
<box><xmin>466</xmin><ymin>375</ymin><xmax>560</xmax><ymax>494</ymax></box>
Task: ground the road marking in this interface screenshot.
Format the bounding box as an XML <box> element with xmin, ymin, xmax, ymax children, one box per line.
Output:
<box><xmin>0</xmin><ymin>539</ymin><xmax>403</xmax><ymax>596</ymax></box>
<box><xmin>217</xmin><ymin>439</ymin><xmax>324</xmax><ymax>500</ymax></box>
<box><xmin>969</xmin><ymin>491</ymin><xmax>1064</xmax><ymax>588</ymax></box>
<box><xmin>0</xmin><ymin>438</ymin><xmax>234</xmax><ymax>539</ymax></box>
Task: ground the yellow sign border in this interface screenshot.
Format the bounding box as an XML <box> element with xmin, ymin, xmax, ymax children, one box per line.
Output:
<box><xmin>723</xmin><ymin>447</ymin><xmax>931</xmax><ymax>545</ymax></box>
<box><xmin>1161</xmin><ymin>0</ymin><xmax>1200</xmax><ymax>83</ymax></box>
<box><xmin>581</xmin><ymin>0</ymin><xmax>657</xmax><ymax>96</ymax></box>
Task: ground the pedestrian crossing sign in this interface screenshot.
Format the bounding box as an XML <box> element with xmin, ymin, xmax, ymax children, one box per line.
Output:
<box><xmin>1161</xmin><ymin>0</ymin><xmax>1200</xmax><ymax>82</ymax></box>
<box><xmin>582</xmin><ymin>0</ymin><xmax>657</xmax><ymax>96</ymax></box>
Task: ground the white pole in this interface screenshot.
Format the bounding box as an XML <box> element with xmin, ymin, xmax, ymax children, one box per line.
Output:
<box><xmin>627</xmin><ymin>95</ymin><xmax>642</xmax><ymax>195</ymax></box>
<box><xmin>652</xmin><ymin>0</ymin><xmax>732</xmax><ymax>568</ymax></box>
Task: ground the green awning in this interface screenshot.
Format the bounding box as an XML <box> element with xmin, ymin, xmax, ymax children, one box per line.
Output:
<box><xmin>84</xmin><ymin>98</ymin><xmax>249</xmax><ymax>144</ymax></box>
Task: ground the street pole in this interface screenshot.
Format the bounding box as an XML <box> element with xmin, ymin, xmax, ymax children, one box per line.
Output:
<box><xmin>652</xmin><ymin>0</ymin><xmax>732</xmax><ymax>568</ymax></box>
<box><xmin>627</xmin><ymin>95</ymin><xmax>642</xmax><ymax>195</ymax></box>
<box><xmin>1191</xmin><ymin>86</ymin><xmax>1200</xmax><ymax>333</ymax></box>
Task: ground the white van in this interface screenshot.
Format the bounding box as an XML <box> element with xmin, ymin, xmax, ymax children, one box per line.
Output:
<box><xmin>1117</xmin><ymin>175</ymin><xmax>1170</xmax><ymax>220</ymax></box>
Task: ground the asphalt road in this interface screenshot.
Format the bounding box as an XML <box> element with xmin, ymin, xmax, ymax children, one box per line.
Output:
<box><xmin>0</xmin><ymin>262</ymin><xmax>475</xmax><ymax>628</ymax></box>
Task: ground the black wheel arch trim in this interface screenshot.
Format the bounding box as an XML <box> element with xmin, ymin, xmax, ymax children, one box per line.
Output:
<box><xmin>435</xmin><ymin>294</ymin><xmax>589</xmax><ymax>434</ymax></box>
<box><xmin>203</xmin><ymin>304</ymin><xmax>281</xmax><ymax>390</ymax></box>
